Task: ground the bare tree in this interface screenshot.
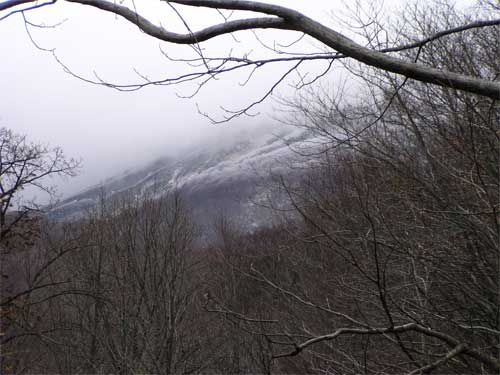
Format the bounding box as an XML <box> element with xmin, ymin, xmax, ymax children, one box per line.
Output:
<box><xmin>1</xmin><ymin>190</ymin><xmax>214</xmax><ymax>374</ymax></box>
<box><xmin>0</xmin><ymin>128</ymin><xmax>78</xmax><ymax>373</ymax></box>
<box><xmin>1</xmin><ymin>2</ymin><xmax>498</xmax><ymax>373</ymax></box>
<box><xmin>0</xmin><ymin>127</ymin><xmax>79</xmax><ymax>245</ymax></box>
<box><xmin>199</xmin><ymin>2</ymin><xmax>499</xmax><ymax>373</ymax></box>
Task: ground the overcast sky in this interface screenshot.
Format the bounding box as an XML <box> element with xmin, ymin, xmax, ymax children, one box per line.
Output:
<box><xmin>0</xmin><ymin>0</ymin><xmax>474</xmax><ymax>201</ymax></box>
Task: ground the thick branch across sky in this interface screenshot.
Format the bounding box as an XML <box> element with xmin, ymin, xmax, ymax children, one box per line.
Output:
<box><xmin>1</xmin><ymin>0</ymin><xmax>499</xmax><ymax>99</ymax></box>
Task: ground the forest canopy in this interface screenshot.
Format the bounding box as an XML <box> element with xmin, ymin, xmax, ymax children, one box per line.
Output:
<box><xmin>0</xmin><ymin>1</ymin><xmax>499</xmax><ymax>374</ymax></box>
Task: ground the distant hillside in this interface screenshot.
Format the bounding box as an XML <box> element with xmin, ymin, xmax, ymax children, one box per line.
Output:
<box><xmin>50</xmin><ymin>125</ymin><xmax>317</xmax><ymax>233</ymax></box>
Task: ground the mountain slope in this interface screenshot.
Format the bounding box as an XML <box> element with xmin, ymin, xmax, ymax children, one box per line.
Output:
<box><xmin>51</xmin><ymin>125</ymin><xmax>315</xmax><ymax>232</ymax></box>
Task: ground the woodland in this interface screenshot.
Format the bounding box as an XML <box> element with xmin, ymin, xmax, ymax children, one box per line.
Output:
<box><xmin>0</xmin><ymin>0</ymin><xmax>499</xmax><ymax>374</ymax></box>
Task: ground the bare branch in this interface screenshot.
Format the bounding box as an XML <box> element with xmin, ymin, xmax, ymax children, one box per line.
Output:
<box><xmin>273</xmin><ymin>322</ymin><xmax>500</xmax><ymax>372</ymax></box>
<box><xmin>407</xmin><ymin>344</ymin><xmax>466</xmax><ymax>375</ymax></box>
<box><xmin>1</xmin><ymin>0</ymin><xmax>498</xmax><ymax>98</ymax></box>
<box><xmin>83</xmin><ymin>0</ymin><xmax>498</xmax><ymax>98</ymax></box>
<box><xmin>0</xmin><ymin>0</ymin><xmax>56</xmax><ymax>21</ymax></box>
<box><xmin>66</xmin><ymin>0</ymin><xmax>296</xmax><ymax>42</ymax></box>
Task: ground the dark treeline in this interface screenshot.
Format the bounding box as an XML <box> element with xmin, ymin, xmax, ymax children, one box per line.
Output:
<box><xmin>1</xmin><ymin>2</ymin><xmax>499</xmax><ymax>374</ymax></box>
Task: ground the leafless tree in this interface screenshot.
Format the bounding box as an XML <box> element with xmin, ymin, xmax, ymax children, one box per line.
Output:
<box><xmin>1</xmin><ymin>2</ymin><xmax>498</xmax><ymax>373</ymax></box>
<box><xmin>1</xmin><ymin>190</ymin><xmax>213</xmax><ymax>374</ymax></box>
<box><xmin>200</xmin><ymin>2</ymin><xmax>499</xmax><ymax>373</ymax></box>
<box><xmin>0</xmin><ymin>128</ymin><xmax>79</xmax><ymax>372</ymax></box>
<box><xmin>0</xmin><ymin>127</ymin><xmax>79</xmax><ymax>245</ymax></box>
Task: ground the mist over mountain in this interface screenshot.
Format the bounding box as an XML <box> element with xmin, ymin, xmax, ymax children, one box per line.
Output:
<box><xmin>50</xmin><ymin>123</ymin><xmax>315</xmax><ymax>234</ymax></box>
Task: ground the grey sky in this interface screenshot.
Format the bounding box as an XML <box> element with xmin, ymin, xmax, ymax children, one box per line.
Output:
<box><xmin>0</xmin><ymin>0</ymin><xmax>472</xmax><ymax>201</ymax></box>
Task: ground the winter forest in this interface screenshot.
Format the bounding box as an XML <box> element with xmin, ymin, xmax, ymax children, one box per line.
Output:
<box><xmin>0</xmin><ymin>0</ymin><xmax>499</xmax><ymax>374</ymax></box>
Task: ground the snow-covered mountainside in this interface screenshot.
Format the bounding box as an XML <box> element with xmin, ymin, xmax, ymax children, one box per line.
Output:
<box><xmin>51</xmin><ymin>125</ymin><xmax>316</xmax><ymax>232</ymax></box>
